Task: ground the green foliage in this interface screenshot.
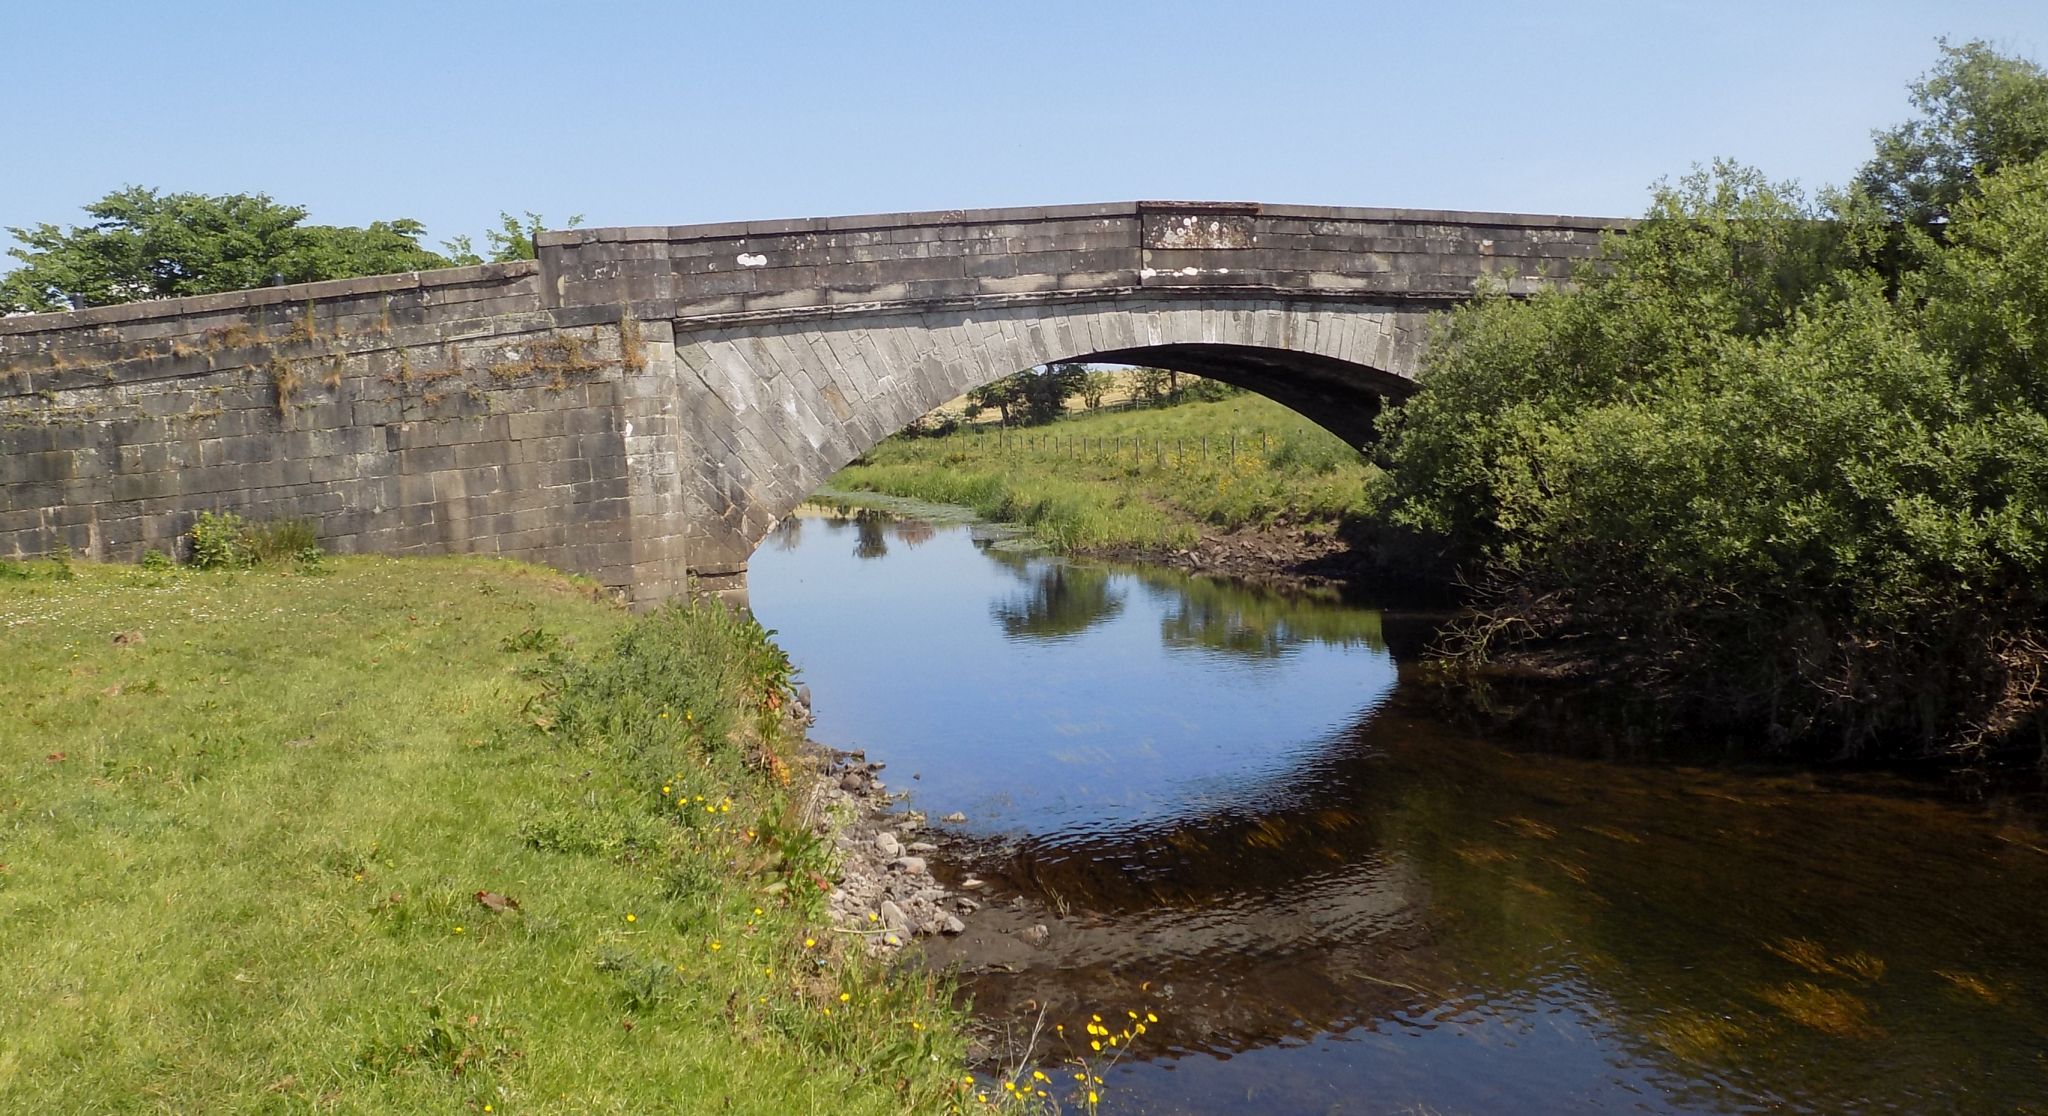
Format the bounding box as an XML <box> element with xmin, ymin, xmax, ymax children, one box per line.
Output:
<box><xmin>964</xmin><ymin>362</ymin><xmax>1091</xmax><ymax>426</ymax></box>
<box><xmin>184</xmin><ymin>512</ymin><xmax>324</xmax><ymax>570</ymax></box>
<box><xmin>834</xmin><ymin>393</ymin><xmax>1377</xmax><ymax>552</ymax></box>
<box><xmin>185</xmin><ymin>511</ymin><xmax>254</xmax><ymax>570</ymax></box>
<box><xmin>1857</xmin><ymin>39</ymin><xmax>2048</xmax><ymax>227</ymax></box>
<box><xmin>442</xmin><ymin>211</ymin><xmax>586</xmax><ymax>265</ymax></box>
<box><xmin>1379</xmin><ymin>44</ymin><xmax>2048</xmax><ymax>755</ymax></box>
<box><xmin>243</xmin><ymin>517</ymin><xmax>321</xmax><ymax>565</ymax></box>
<box><xmin>1</xmin><ymin>187</ymin><xmax>449</xmax><ymax>313</ymax></box>
<box><xmin>138</xmin><ymin>548</ymin><xmax>174</xmax><ymax>572</ymax></box>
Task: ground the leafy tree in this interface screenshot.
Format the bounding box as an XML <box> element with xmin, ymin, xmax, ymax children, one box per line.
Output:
<box><xmin>1856</xmin><ymin>39</ymin><xmax>2048</xmax><ymax>227</ymax></box>
<box><xmin>1</xmin><ymin>187</ymin><xmax>448</xmax><ymax>313</ymax></box>
<box><xmin>1079</xmin><ymin>370</ymin><xmax>1115</xmax><ymax>409</ymax></box>
<box><xmin>442</xmin><ymin>211</ymin><xmax>585</xmax><ymax>265</ymax></box>
<box><xmin>1129</xmin><ymin>366</ymin><xmax>1176</xmax><ymax>405</ymax></box>
<box><xmin>964</xmin><ymin>363</ymin><xmax>1090</xmax><ymax>426</ymax></box>
<box><xmin>1378</xmin><ymin>48</ymin><xmax>2048</xmax><ymax>757</ymax></box>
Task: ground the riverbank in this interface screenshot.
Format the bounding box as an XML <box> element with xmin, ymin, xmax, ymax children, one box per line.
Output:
<box><xmin>831</xmin><ymin>394</ymin><xmax>1406</xmax><ymax>591</ymax></box>
<box><xmin>0</xmin><ymin>556</ymin><xmax>972</xmax><ymax>1112</ymax></box>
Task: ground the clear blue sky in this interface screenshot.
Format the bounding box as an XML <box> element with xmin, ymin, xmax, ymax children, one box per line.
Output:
<box><xmin>4</xmin><ymin>1</ymin><xmax>2046</xmax><ymax>251</ymax></box>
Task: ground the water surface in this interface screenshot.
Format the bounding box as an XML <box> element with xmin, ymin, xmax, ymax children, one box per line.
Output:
<box><xmin>750</xmin><ymin>507</ymin><xmax>2048</xmax><ymax>1115</ymax></box>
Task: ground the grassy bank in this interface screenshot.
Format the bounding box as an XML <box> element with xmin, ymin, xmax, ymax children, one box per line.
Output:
<box><xmin>0</xmin><ymin>556</ymin><xmax>969</xmax><ymax>1112</ymax></box>
<box><xmin>832</xmin><ymin>394</ymin><xmax>1379</xmax><ymax>552</ymax></box>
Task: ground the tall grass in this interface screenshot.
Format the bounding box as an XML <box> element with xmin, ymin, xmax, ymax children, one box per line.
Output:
<box><xmin>832</xmin><ymin>394</ymin><xmax>1383</xmax><ymax>552</ymax></box>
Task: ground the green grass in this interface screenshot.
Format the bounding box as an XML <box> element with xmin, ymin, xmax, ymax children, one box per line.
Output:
<box><xmin>832</xmin><ymin>394</ymin><xmax>1383</xmax><ymax>552</ymax></box>
<box><xmin>0</xmin><ymin>556</ymin><xmax>972</xmax><ymax>1113</ymax></box>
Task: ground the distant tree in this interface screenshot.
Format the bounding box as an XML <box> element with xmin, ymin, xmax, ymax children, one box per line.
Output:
<box><xmin>964</xmin><ymin>363</ymin><xmax>1089</xmax><ymax>426</ymax></box>
<box><xmin>1856</xmin><ymin>38</ymin><xmax>2048</xmax><ymax>227</ymax></box>
<box><xmin>1</xmin><ymin>187</ymin><xmax>449</xmax><ymax>313</ymax></box>
<box><xmin>1129</xmin><ymin>366</ymin><xmax>1175</xmax><ymax>405</ymax></box>
<box><xmin>1080</xmin><ymin>370</ymin><xmax>1115</xmax><ymax>409</ymax></box>
<box><xmin>442</xmin><ymin>211</ymin><xmax>586</xmax><ymax>265</ymax></box>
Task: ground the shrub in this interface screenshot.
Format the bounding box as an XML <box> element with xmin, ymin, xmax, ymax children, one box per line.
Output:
<box><xmin>184</xmin><ymin>513</ymin><xmax>323</xmax><ymax>570</ymax></box>
<box><xmin>186</xmin><ymin>512</ymin><xmax>253</xmax><ymax>569</ymax></box>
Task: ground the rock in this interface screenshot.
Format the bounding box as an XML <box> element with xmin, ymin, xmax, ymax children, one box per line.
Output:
<box><xmin>940</xmin><ymin>914</ymin><xmax>966</xmax><ymax>935</ymax></box>
<box><xmin>954</xmin><ymin>897</ymin><xmax>981</xmax><ymax>913</ymax></box>
<box><xmin>1021</xmin><ymin>923</ymin><xmax>1051</xmax><ymax>946</ymax></box>
<box><xmin>838</xmin><ymin>772</ymin><xmax>867</xmax><ymax>793</ymax></box>
<box><xmin>889</xmin><ymin>856</ymin><xmax>928</xmax><ymax>875</ymax></box>
<box><xmin>907</xmin><ymin>841</ymin><xmax>937</xmax><ymax>854</ymax></box>
<box><xmin>912</xmin><ymin>887</ymin><xmax>948</xmax><ymax>904</ymax></box>
<box><xmin>879</xmin><ymin>900</ymin><xmax>911</xmax><ymax>934</ymax></box>
<box><xmin>873</xmin><ymin>832</ymin><xmax>902</xmax><ymax>858</ymax></box>
<box><xmin>960</xmin><ymin>877</ymin><xmax>987</xmax><ymax>890</ymax></box>
<box><xmin>941</xmin><ymin>812</ymin><xmax>968</xmax><ymax>824</ymax></box>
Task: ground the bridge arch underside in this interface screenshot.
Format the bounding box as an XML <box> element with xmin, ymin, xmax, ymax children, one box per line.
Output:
<box><xmin>676</xmin><ymin>296</ymin><xmax>1430</xmax><ymax>578</ymax></box>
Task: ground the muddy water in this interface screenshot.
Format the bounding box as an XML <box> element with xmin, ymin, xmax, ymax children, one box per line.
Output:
<box><xmin>748</xmin><ymin>507</ymin><xmax>2048</xmax><ymax>1115</ymax></box>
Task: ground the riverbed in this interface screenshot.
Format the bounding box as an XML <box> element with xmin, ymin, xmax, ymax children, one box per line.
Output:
<box><xmin>749</xmin><ymin>505</ymin><xmax>2048</xmax><ymax>1115</ymax></box>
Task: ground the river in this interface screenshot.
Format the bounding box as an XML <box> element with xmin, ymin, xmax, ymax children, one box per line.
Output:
<box><xmin>748</xmin><ymin>503</ymin><xmax>2048</xmax><ymax>1115</ymax></box>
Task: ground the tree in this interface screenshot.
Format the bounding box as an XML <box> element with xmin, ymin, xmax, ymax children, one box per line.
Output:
<box><xmin>1079</xmin><ymin>370</ymin><xmax>1115</xmax><ymax>409</ymax></box>
<box><xmin>442</xmin><ymin>211</ymin><xmax>585</xmax><ymax>265</ymax></box>
<box><xmin>1</xmin><ymin>187</ymin><xmax>449</xmax><ymax>313</ymax></box>
<box><xmin>963</xmin><ymin>363</ymin><xmax>1089</xmax><ymax>426</ymax></box>
<box><xmin>1129</xmin><ymin>367</ymin><xmax>1174</xmax><ymax>405</ymax></box>
<box><xmin>1856</xmin><ymin>39</ymin><xmax>2048</xmax><ymax>227</ymax></box>
<box><xmin>1378</xmin><ymin>76</ymin><xmax>2048</xmax><ymax>758</ymax></box>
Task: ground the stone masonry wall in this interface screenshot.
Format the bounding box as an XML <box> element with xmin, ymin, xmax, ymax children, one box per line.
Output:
<box><xmin>0</xmin><ymin>263</ymin><xmax>690</xmax><ymax>605</ymax></box>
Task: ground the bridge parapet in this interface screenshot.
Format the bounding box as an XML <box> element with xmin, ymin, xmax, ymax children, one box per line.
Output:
<box><xmin>535</xmin><ymin>201</ymin><xmax>1616</xmax><ymax>326</ymax></box>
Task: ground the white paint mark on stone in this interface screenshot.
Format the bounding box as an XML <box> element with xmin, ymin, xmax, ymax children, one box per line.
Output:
<box><xmin>737</xmin><ymin>253</ymin><xmax>768</xmax><ymax>268</ymax></box>
<box><xmin>623</xmin><ymin>421</ymin><xmax>634</xmax><ymax>438</ymax></box>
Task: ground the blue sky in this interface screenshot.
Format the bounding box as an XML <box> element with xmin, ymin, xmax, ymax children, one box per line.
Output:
<box><xmin>4</xmin><ymin>2</ymin><xmax>2046</xmax><ymax>251</ymax></box>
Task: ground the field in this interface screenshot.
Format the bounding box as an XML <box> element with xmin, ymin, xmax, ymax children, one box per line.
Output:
<box><xmin>0</xmin><ymin>555</ymin><xmax>969</xmax><ymax>1113</ymax></box>
<box><xmin>832</xmin><ymin>392</ymin><xmax>1381</xmax><ymax>553</ymax></box>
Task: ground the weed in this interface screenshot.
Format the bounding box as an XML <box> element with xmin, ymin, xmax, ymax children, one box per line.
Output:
<box><xmin>187</xmin><ymin>511</ymin><xmax>253</xmax><ymax>569</ymax></box>
<box><xmin>243</xmin><ymin>517</ymin><xmax>320</xmax><ymax>564</ymax></box>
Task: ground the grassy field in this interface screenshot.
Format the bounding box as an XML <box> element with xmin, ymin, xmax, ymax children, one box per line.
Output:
<box><xmin>0</xmin><ymin>555</ymin><xmax>972</xmax><ymax>1113</ymax></box>
<box><xmin>831</xmin><ymin>393</ymin><xmax>1381</xmax><ymax>552</ymax></box>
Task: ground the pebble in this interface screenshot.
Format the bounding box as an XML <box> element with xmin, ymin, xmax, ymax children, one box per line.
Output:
<box><xmin>879</xmin><ymin>900</ymin><xmax>911</xmax><ymax>934</ymax></box>
<box><xmin>941</xmin><ymin>812</ymin><xmax>968</xmax><ymax>824</ymax></box>
<box><xmin>1021</xmin><ymin>923</ymin><xmax>1051</xmax><ymax>946</ymax></box>
<box><xmin>890</xmin><ymin>856</ymin><xmax>927</xmax><ymax>875</ymax></box>
<box><xmin>907</xmin><ymin>841</ymin><xmax>938</xmax><ymax>854</ymax></box>
<box><xmin>873</xmin><ymin>832</ymin><xmax>902</xmax><ymax>858</ymax></box>
<box><xmin>940</xmin><ymin>915</ymin><xmax>966</xmax><ymax>935</ymax></box>
<box><xmin>838</xmin><ymin>772</ymin><xmax>866</xmax><ymax>793</ymax></box>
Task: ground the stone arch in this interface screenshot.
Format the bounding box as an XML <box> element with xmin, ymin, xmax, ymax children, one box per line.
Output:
<box><xmin>669</xmin><ymin>296</ymin><xmax>1431</xmax><ymax>576</ymax></box>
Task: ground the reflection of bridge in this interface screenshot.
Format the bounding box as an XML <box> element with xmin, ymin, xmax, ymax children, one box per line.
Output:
<box><xmin>1</xmin><ymin>202</ymin><xmax>1620</xmax><ymax>601</ymax></box>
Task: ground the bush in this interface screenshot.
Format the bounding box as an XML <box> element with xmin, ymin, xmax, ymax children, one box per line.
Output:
<box><xmin>185</xmin><ymin>512</ymin><xmax>323</xmax><ymax>570</ymax></box>
<box><xmin>186</xmin><ymin>512</ymin><xmax>253</xmax><ymax>570</ymax></box>
<box><xmin>1379</xmin><ymin>154</ymin><xmax>2048</xmax><ymax>756</ymax></box>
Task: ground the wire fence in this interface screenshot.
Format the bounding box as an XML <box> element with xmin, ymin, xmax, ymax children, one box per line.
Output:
<box><xmin>952</xmin><ymin>427</ymin><xmax>1277</xmax><ymax>469</ymax></box>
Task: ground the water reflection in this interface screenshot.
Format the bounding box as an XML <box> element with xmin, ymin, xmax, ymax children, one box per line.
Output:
<box><xmin>986</xmin><ymin>553</ymin><xmax>1128</xmax><ymax>641</ymax></box>
<box><xmin>749</xmin><ymin>509</ymin><xmax>2048</xmax><ymax>1115</ymax></box>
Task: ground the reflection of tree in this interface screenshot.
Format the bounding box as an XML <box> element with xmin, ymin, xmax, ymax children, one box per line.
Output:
<box><xmin>853</xmin><ymin>511</ymin><xmax>889</xmax><ymax>560</ymax></box>
<box><xmin>1146</xmin><ymin>571</ymin><xmax>1387</xmax><ymax>659</ymax></box>
<box><xmin>891</xmin><ymin>517</ymin><xmax>936</xmax><ymax>548</ymax></box>
<box><xmin>945</xmin><ymin>689</ymin><xmax>2048</xmax><ymax>1106</ymax></box>
<box><xmin>765</xmin><ymin>515</ymin><xmax>804</xmax><ymax>552</ymax></box>
<box><xmin>989</xmin><ymin>559</ymin><xmax>1125</xmax><ymax>640</ymax></box>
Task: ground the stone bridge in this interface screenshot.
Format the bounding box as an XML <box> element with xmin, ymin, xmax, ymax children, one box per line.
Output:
<box><xmin>0</xmin><ymin>201</ymin><xmax>1620</xmax><ymax>601</ymax></box>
